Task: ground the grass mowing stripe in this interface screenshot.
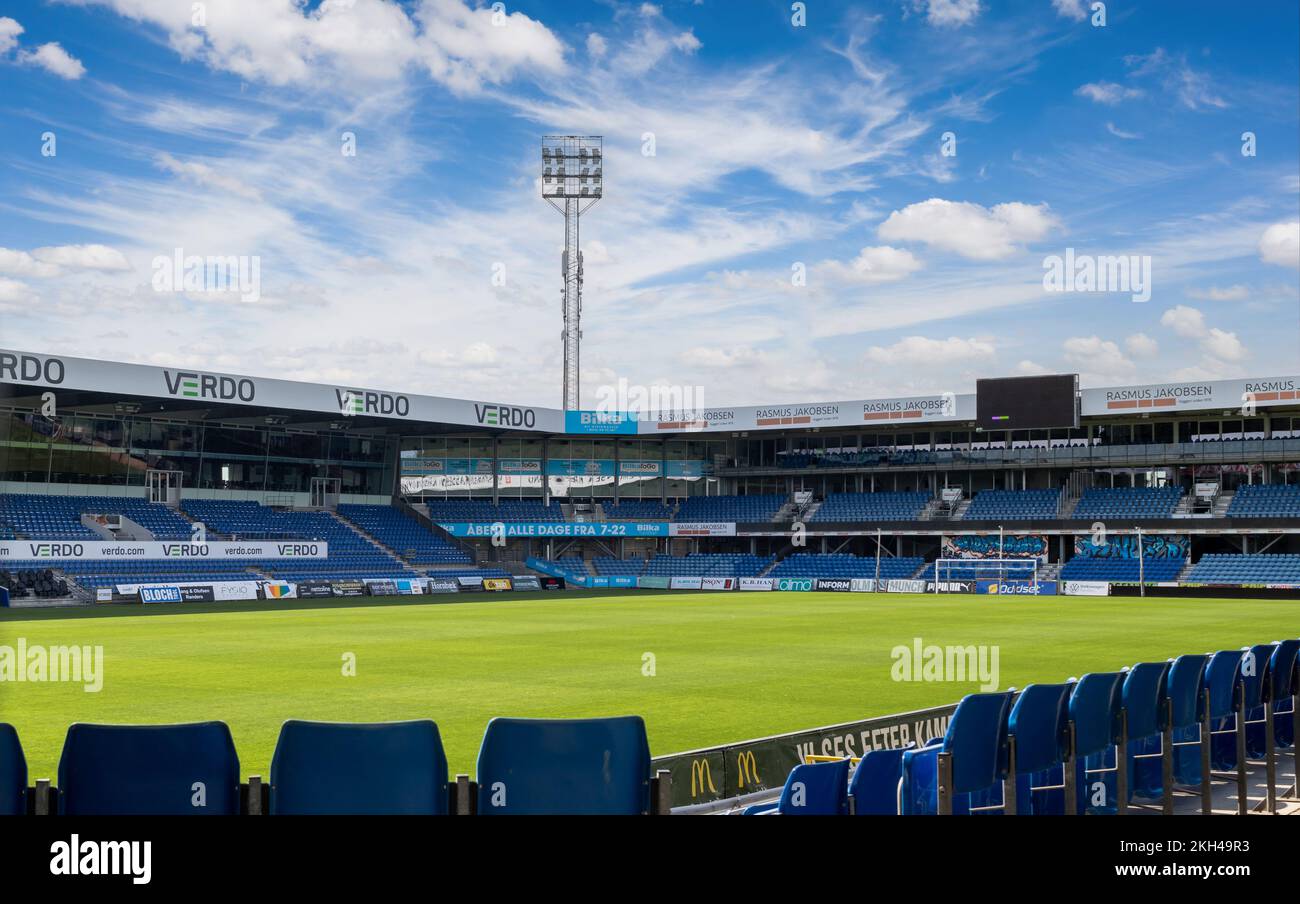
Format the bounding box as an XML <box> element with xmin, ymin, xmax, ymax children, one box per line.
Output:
<box><xmin>1</xmin><ymin>590</ymin><xmax>1295</xmax><ymax>781</ymax></box>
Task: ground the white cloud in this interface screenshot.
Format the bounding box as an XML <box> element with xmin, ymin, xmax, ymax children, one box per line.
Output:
<box><xmin>1160</xmin><ymin>305</ymin><xmax>1245</xmax><ymax>362</ymax></box>
<box><xmin>586</xmin><ymin>33</ymin><xmax>607</xmax><ymax>58</ymax></box>
<box><xmin>18</xmin><ymin>42</ymin><xmax>86</xmax><ymax>79</ymax></box>
<box><xmin>77</xmin><ymin>0</ymin><xmax>564</xmax><ymax>93</ymax></box>
<box><xmin>1062</xmin><ymin>335</ymin><xmax>1134</xmax><ymax>382</ymax></box>
<box><xmin>878</xmin><ymin>198</ymin><xmax>1057</xmax><ymax>260</ymax></box>
<box><xmin>820</xmin><ymin>245</ymin><xmax>922</xmax><ymax>284</ymax></box>
<box><xmin>0</xmin><ymin>17</ymin><xmax>21</xmax><ymax>54</ymax></box>
<box><xmin>156</xmin><ymin>153</ymin><xmax>262</xmax><ymax>201</ymax></box>
<box><xmin>1125</xmin><ymin>332</ymin><xmax>1159</xmax><ymax>358</ymax></box>
<box><xmin>1075</xmin><ymin>82</ymin><xmax>1142</xmax><ymax>105</ymax></box>
<box><xmin>1186</xmin><ymin>284</ymin><xmax>1248</xmax><ymax>302</ymax></box>
<box><xmin>1259</xmin><ymin>221</ymin><xmax>1300</xmax><ymax>268</ymax></box>
<box><xmin>1105</xmin><ymin>122</ymin><xmax>1141</xmax><ymax>140</ymax></box>
<box><xmin>1159</xmin><ymin>304</ymin><xmax>1205</xmax><ymax>338</ymax></box>
<box><xmin>919</xmin><ymin>0</ymin><xmax>982</xmax><ymax>27</ymax></box>
<box><xmin>1124</xmin><ymin>48</ymin><xmax>1227</xmax><ymax>110</ymax></box>
<box><xmin>1</xmin><ymin>244</ymin><xmax>130</xmax><ymax>275</ymax></box>
<box><xmin>1051</xmin><ymin>0</ymin><xmax>1088</xmax><ymax>21</ymax></box>
<box><xmin>680</xmin><ymin>346</ymin><xmax>767</xmax><ymax>369</ymax></box>
<box><xmin>32</xmin><ymin>244</ymin><xmax>131</xmax><ymax>271</ymax></box>
<box><xmin>0</xmin><ymin>277</ymin><xmax>28</xmax><ymax>304</ymax></box>
<box><xmin>1016</xmin><ymin>360</ymin><xmax>1049</xmax><ymax>375</ymax></box>
<box><xmin>865</xmin><ymin>335</ymin><xmax>995</xmax><ymax>366</ymax></box>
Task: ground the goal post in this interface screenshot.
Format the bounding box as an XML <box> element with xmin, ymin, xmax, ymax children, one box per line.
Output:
<box><xmin>933</xmin><ymin>557</ymin><xmax>1038</xmax><ymax>593</ymax></box>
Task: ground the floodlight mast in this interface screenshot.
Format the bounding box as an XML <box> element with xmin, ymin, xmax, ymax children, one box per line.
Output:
<box><xmin>541</xmin><ymin>135</ymin><xmax>602</xmax><ymax>411</ymax></box>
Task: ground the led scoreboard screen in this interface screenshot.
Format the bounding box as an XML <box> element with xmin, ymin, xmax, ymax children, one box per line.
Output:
<box><xmin>975</xmin><ymin>374</ymin><xmax>1079</xmax><ymax>431</ymax></box>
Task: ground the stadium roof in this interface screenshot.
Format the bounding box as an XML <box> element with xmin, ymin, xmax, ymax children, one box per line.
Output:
<box><xmin>2</xmin><ymin>348</ymin><xmax>1297</xmax><ymax>437</ymax></box>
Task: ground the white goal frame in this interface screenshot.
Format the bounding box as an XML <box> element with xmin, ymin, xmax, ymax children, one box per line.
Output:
<box><xmin>933</xmin><ymin>558</ymin><xmax>1039</xmax><ymax>593</ymax></box>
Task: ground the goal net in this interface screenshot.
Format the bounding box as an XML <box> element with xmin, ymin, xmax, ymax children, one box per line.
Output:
<box><xmin>933</xmin><ymin>558</ymin><xmax>1039</xmax><ymax>593</ymax></box>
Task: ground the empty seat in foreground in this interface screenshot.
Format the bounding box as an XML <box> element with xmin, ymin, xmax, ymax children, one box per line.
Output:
<box><xmin>58</xmin><ymin>722</ymin><xmax>241</xmax><ymax>816</ymax></box>
<box><xmin>0</xmin><ymin>724</ymin><xmax>26</xmax><ymax>816</ymax></box>
<box><xmin>475</xmin><ymin>716</ymin><xmax>653</xmax><ymax>815</ymax></box>
<box><xmin>743</xmin><ymin>758</ymin><xmax>851</xmax><ymax>816</ymax></box>
<box><xmin>270</xmin><ymin>720</ymin><xmax>449</xmax><ymax>815</ymax></box>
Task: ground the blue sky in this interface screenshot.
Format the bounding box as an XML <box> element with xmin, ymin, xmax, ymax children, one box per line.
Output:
<box><xmin>0</xmin><ymin>0</ymin><xmax>1296</xmax><ymax>409</ymax></box>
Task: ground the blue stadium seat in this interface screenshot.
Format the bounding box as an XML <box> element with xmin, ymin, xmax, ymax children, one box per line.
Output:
<box><xmin>744</xmin><ymin>759</ymin><xmax>851</xmax><ymax>815</ymax></box>
<box><xmin>1121</xmin><ymin>662</ymin><xmax>1170</xmax><ymax>805</ymax></box>
<box><xmin>1069</xmin><ymin>671</ymin><xmax>1125</xmax><ymax>815</ymax></box>
<box><xmin>1225</xmin><ymin>484</ymin><xmax>1300</xmax><ymax>518</ymax></box>
<box><xmin>270</xmin><ymin>720</ymin><xmax>449</xmax><ymax>815</ymax></box>
<box><xmin>1008</xmin><ymin>683</ymin><xmax>1072</xmax><ymax>815</ymax></box>
<box><xmin>58</xmin><ymin>722</ymin><xmax>241</xmax><ymax>815</ymax></box>
<box><xmin>900</xmin><ymin>691</ymin><xmax>1014</xmax><ymax>815</ymax></box>
<box><xmin>475</xmin><ymin>716</ymin><xmax>652</xmax><ymax>815</ymax></box>
<box><xmin>1164</xmin><ymin>654</ymin><xmax>1209</xmax><ymax>811</ymax></box>
<box><xmin>0</xmin><ymin>724</ymin><xmax>27</xmax><ymax>816</ymax></box>
<box><xmin>848</xmin><ymin>746</ymin><xmax>911</xmax><ymax>815</ymax></box>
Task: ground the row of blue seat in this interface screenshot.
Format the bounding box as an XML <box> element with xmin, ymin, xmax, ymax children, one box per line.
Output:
<box><xmin>0</xmin><ymin>716</ymin><xmax>662</xmax><ymax>816</ymax></box>
<box><xmin>748</xmin><ymin>640</ymin><xmax>1299</xmax><ymax>815</ymax></box>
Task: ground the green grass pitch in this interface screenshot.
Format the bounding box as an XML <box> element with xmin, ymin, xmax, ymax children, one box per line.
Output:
<box><xmin>1</xmin><ymin>590</ymin><xmax>1295</xmax><ymax>780</ymax></box>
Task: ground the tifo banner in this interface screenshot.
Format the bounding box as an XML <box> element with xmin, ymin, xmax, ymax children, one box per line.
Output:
<box><xmin>776</xmin><ymin>578</ymin><xmax>813</xmax><ymax>592</ymax></box>
<box><xmin>669</xmin><ymin>576</ymin><xmax>704</xmax><ymax>590</ymax></box>
<box><xmin>814</xmin><ymin>578</ymin><xmax>852</xmax><ymax>592</ymax></box>
<box><xmin>1064</xmin><ymin>580</ymin><xmax>1111</xmax><ymax>596</ymax></box>
<box><xmin>941</xmin><ymin>535</ymin><xmax>1048</xmax><ymax>562</ymax></box>
<box><xmin>1073</xmin><ymin>534</ymin><xmax>1189</xmax><ymax>559</ymax></box>
<box><xmin>978</xmin><ymin>580</ymin><xmax>1059</xmax><ymax>596</ymax></box>
<box><xmin>886</xmin><ymin>579</ymin><xmax>926</xmax><ymax>593</ymax></box>
<box><xmin>0</xmin><ymin>540</ymin><xmax>327</xmax><ymax>562</ymax></box>
<box><xmin>738</xmin><ymin>578</ymin><xmax>775</xmax><ymax>591</ymax></box>
<box><xmin>655</xmin><ymin>704</ymin><xmax>957</xmax><ymax>809</ymax></box>
<box><xmin>850</xmin><ymin>578</ymin><xmax>877</xmax><ymax>592</ymax></box>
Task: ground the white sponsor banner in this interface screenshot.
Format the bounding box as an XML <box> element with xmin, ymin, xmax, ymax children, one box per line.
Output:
<box><xmin>0</xmin><ymin>540</ymin><xmax>327</xmax><ymax>562</ymax></box>
<box><xmin>700</xmin><ymin>577</ymin><xmax>736</xmax><ymax>591</ymax></box>
<box><xmin>0</xmin><ymin>348</ymin><xmax>563</xmax><ymax>432</ymax></box>
<box><xmin>1081</xmin><ymin>376</ymin><xmax>1300</xmax><ymax>417</ymax></box>
<box><xmin>669</xmin><ymin>576</ymin><xmax>703</xmax><ymax>590</ymax></box>
<box><xmin>738</xmin><ymin>578</ymin><xmax>775</xmax><ymax>591</ymax></box>
<box><xmin>1063</xmin><ymin>580</ymin><xmax>1111</xmax><ymax>597</ymax></box>
<box><xmin>669</xmin><ymin>522</ymin><xmax>737</xmax><ymax>537</ymax></box>
<box><xmin>886</xmin><ymin>579</ymin><xmax>926</xmax><ymax>594</ymax></box>
<box><xmin>635</xmin><ymin>393</ymin><xmax>976</xmax><ymax>434</ymax></box>
<box><xmin>850</xmin><ymin>578</ymin><xmax>878</xmax><ymax>592</ymax></box>
<box><xmin>95</xmin><ymin>588</ymin><xmax>113</xmax><ymax>602</ymax></box>
<box><xmin>116</xmin><ymin>580</ymin><xmax>264</xmax><ymax>601</ymax></box>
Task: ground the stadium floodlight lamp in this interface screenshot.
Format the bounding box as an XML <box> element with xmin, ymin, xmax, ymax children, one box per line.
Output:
<box><xmin>541</xmin><ymin>135</ymin><xmax>603</xmax><ymax>411</ymax></box>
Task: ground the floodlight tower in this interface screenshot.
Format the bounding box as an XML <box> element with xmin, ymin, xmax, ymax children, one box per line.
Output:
<box><xmin>541</xmin><ymin>135</ymin><xmax>602</xmax><ymax>411</ymax></box>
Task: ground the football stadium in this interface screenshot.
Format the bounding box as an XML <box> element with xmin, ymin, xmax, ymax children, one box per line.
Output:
<box><xmin>1</xmin><ymin>0</ymin><xmax>1299</xmax><ymax>886</ymax></box>
<box><xmin>2</xmin><ymin>352</ymin><xmax>1300</xmax><ymax>822</ymax></box>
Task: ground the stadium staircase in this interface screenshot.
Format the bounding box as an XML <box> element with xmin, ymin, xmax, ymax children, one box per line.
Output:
<box><xmin>946</xmin><ymin>498</ymin><xmax>972</xmax><ymax>520</ymax></box>
<box><xmin>1175</xmin><ymin>559</ymin><xmax>1198</xmax><ymax>582</ymax></box>
<box><xmin>328</xmin><ymin>512</ymin><xmax>412</xmax><ymax>571</ymax></box>
<box><xmin>1213</xmin><ymin>491</ymin><xmax>1235</xmax><ymax>517</ymax></box>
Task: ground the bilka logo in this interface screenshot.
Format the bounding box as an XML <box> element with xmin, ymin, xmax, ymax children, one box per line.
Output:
<box><xmin>164</xmin><ymin>370</ymin><xmax>255</xmax><ymax>402</ymax></box>
<box><xmin>335</xmin><ymin>389</ymin><xmax>409</xmax><ymax>417</ymax></box>
<box><xmin>474</xmin><ymin>403</ymin><xmax>536</xmax><ymax>429</ymax></box>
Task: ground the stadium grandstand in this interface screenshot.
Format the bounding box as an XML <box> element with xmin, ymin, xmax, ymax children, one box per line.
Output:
<box><xmin>0</xmin><ymin>352</ymin><xmax>1297</xmax><ymax>602</ymax></box>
